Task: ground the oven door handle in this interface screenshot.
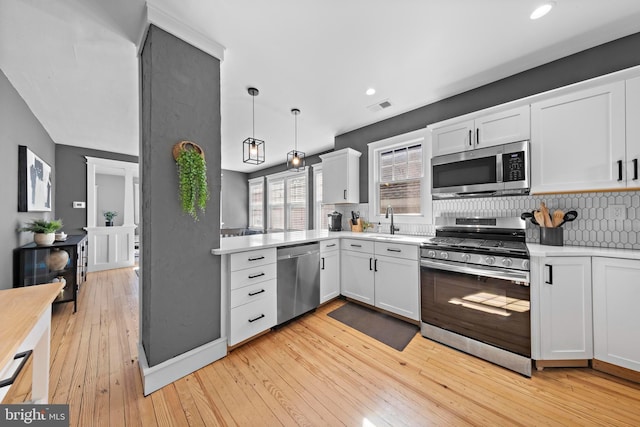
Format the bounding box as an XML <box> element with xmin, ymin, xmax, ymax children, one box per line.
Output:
<box><xmin>421</xmin><ymin>259</ymin><xmax>529</xmax><ymax>284</ymax></box>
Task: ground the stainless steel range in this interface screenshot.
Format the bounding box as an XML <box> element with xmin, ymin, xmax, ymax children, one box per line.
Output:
<box><xmin>420</xmin><ymin>217</ymin><xmax>532</xmax><ymax>376</ymax></box>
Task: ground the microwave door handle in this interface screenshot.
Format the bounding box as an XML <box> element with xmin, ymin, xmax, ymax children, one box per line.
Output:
<box><xmin>421</xmin><ymin>259</ymin><xmax>530</xmax><ymax>284</ymax></box>
<box><xmin>468</xmin><ymin>130</ymin><xmax>472</xmax><ymax>147</ymax></box>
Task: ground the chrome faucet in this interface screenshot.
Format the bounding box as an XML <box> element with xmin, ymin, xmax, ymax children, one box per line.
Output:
<box><xmin>385</xmin><ymin>205</ymin><xmax>400</xmax><ymax>235</ymax></box>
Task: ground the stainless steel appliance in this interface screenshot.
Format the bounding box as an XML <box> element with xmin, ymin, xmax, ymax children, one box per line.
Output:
<box><xmin>277</xmin><ymin>243</ymin><xmax>320</xmax><ymax>325</ymax></box>
<box><xmin>327</xmin><ymin>211</ymin><xmax>342</xmax><ymax>231</ymax></box>
<box><xmin>420</xmin><ymin>217</ymin><xmax>532</xmax><ymax>376</ymax></box>
<box><xmin>431</xmin><ymin>140</ymin><xmax>530</xmax><ymax>199</ymax></box>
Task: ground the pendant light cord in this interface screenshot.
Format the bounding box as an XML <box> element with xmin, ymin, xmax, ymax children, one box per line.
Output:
<box><xmin>252</xmin><ymin>93</ymin><xmax>255</xmax><ymax>139</ymax></box>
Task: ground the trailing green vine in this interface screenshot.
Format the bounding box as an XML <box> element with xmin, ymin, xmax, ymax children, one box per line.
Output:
<box><xmin>175</xmin><ymin>145</ymin><xmax>209</xmax><ymax>220</ymax></box>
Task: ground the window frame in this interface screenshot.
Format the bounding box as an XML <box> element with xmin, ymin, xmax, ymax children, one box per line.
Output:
<box><xmin>266</xmin><ymin>168</ymin><xmax>309</xmax><ymax>232</ymax></box>
<box><xmin>368</xmin><ymin>128</ymin><xmax>432</xmax><ymax>225</ymax></box>
<box><xmin>247</xmin><ymin>176</ymin><xmax>265</xmax><ymax>231</ymax></box>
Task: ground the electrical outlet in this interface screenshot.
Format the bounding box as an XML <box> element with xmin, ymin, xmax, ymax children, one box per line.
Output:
<box><xmin>73</xmin><ymin>201</ymin><xmax>86</xmax><ymax>208</ymax></box>
<box><xmin>607</xmin><ymin>204</ymin><xmax>627</xmax><ymax>220</ymax></box>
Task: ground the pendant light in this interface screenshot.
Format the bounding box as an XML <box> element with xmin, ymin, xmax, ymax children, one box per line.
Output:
<box><xmin>243</xmin><ymin>87</ymin><xmax>265</xmax><ymax>165</ymax></box>
<box><xmin>287</xmin><ymin>108</ymin><xmax>305</xmax><ymax>171</ymax></box>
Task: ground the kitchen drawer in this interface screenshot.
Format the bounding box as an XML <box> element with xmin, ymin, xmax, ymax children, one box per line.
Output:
<box><xmin>230</xmin><ymin>248</ymin><xmax>276</xmax><ymax>271</ymax></box>
<box><xmin>229</xmin><ymin>296</ymin><xmax>276</xmax><ymax>346</ymax></box>
<box><xmin>374</xmin><ymin>242</ymin><xmax>418</xmax><ymax>260</ymax></box>
<box><xmin>320</xmin><ymin>239</ymin><xmax>340</xmax><ymax>253</ymax></box>
<box><xmin>342</xmin><ymin>238</ymin><xmax>374</xmax><ymax>254</ymax></box>
<box><xmin>230</xmin><ymin>278</ymin><xmax>276</xmax><ymax>309</ymax></box>
<box><xmin>230</xmin><ymin>263</ymin><xmax>277</xmax><ymax>290</ymax></box>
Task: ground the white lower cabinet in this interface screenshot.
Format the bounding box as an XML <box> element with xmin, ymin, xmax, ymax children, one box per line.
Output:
<box><xmin>320</xmin><ymin>239</ymin><xmax>340</xmax><ymax>304</ymax></box>
<box><xmin>228</xmin><ymin>248</ymin><xmax>277</xmax><ymax>346</ymax></box>
<box><xmin>340</xmin><ymin>239</ymin><xmax>419</xmax><ymax>321</ymax></box>
<box><xmin>592</xmin><ymin>257</ymin><xmax>640</xmax><ymax>372</ymax></box>
<box><xmin>534</xmin><ymin>257</ymin><xmax>593</xmax><ymax>361</ymax></box>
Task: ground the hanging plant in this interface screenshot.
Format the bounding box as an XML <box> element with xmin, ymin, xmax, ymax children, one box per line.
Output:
<box><xmin>173</xmin><ymin>141</ymin><xmax>210</xmax><ymax>220</ymax></box>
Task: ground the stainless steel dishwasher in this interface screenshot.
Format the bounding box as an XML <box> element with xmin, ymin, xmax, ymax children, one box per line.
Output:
<box><xmin>276</xmin><ymin>242</ymin><xmax>320</xmax><ymax>325</ymax></box>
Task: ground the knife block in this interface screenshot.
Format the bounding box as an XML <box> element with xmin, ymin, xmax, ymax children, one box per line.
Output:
<box><xmin>349</xmin><ymin>218</ymin><xmax>363</xmax><ymax>232</ymax></box>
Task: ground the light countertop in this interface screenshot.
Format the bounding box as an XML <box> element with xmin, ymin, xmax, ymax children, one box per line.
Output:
<box><xmin>211</xmin><ymin>230</ymin><xmax>429</xmax><ymax>255</ymax></box>
<box><xmin>527</xmin><ymin>243</ymin><xmax>640</xmax><ymax>260</ymax></box>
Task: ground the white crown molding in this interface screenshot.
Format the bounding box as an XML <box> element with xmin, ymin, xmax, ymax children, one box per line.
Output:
<box><xmin>144</xmin><ymin>2</ymin><xmax>225</xmax><ymax>61</ymax></box>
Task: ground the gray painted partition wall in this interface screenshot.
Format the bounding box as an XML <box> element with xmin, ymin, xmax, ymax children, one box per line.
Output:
<box><xmin>336</xmin><ymin>32</ymin><xmax>640</xmax><ymax>203</ymax></box>
<box><xmin>55</xmin><ymin>144</ymin><xmax>138</xmax><ymax>234</ymax></box>
<box><xmin>140</xmin><ymin>25</ymin><xmax>222</xmax><ymax>367</ymax></box>
<box><xmin>0</xmin><ymin>70</ymin><xmax>56</xmax><ymax>288</ymax></box>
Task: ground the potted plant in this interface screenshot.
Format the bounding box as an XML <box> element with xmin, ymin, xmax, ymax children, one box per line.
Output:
<box><xmin>103</xmin><ymin>211</ymin><xmax>118</xmax><ymax>226</ymax></box>
<box><xmin>20</xmin><ymin>218</ymin><xmax>63</xmax><ymax>246</ymax></box>
<box><xmin>173</xmin><ymin>140</ymin><xmax>209</xmax><ymax>221</ymax></box>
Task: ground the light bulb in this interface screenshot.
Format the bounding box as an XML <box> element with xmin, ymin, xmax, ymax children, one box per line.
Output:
<box><xmin>249</xmin><ymin>142</ymin><xmax>258</xmax><ymax>156</ymax></box>
<box><xmin>292</xmin><ymin>155</ymin><xmax>300</xmax><ymax>166</ymax></box>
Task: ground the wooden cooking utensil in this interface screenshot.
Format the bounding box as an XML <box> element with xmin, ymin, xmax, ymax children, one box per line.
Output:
<box><xmin>540</xmin><ymin>202</ymin><xmax>553</xmax><ymax>227</ymax></box>
<box><xmin>534</xmin><ymin>210</ymin><xmax>547</xmax><ymax>228</ymax></box>
<box><xmin>552</xmin><ymin>209</ymin><xmax>565</xmax><ymax>227</ymax></box>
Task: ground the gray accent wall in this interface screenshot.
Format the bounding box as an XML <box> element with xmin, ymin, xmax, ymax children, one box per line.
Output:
<box><xmin>335</xmin><ymin>31</ymin><xmax>640</xmax><ymax>203</ymax></box>
<box><xmin>221</xmin><ymin>169</ymin><xmax>248</xmax><ymax>229</ymax></box>
<box><xmin>140</xmin><ymin>25</ymin><xmax>222</xmax><ymax>367</ymax></box>
<box><xmin>55</xmin><ymin>144</ymin><xmax>138</xmax><ymax>234</ymax></box>
<box><xmin>0</xmin><ymin>70</ymin><xmax>56</xmax><ymax>288</ymax></box>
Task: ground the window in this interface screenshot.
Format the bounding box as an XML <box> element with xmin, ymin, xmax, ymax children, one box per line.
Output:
<box><xmin>313</xmin><ymin>165</ymin><xmax>335</xmax><ymax>230</ymax></box>
<box><xmin>248</xmin><ymin>177</ymin><xmax>264</xmax><ymax>230</ymax></box>
<box><xmin>267</xmin><ymin>169</ymin><xmax>309</xmax><ymax>231</ymax></box>
<box><xmin>368</xmin><ymin>129</ymin><xmax>431</xmax><ymax>225</ymax></box>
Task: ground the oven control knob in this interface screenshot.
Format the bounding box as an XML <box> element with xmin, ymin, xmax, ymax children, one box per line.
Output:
<box><xmin>440</xmin><ymin>252</ymin><xmax>449</xmax><ymax>260</ymax></box>
<box><xmin>462</xmin><ymin>253</ymin><xmax>471</xmax><ymax>262</ymax></box>
<box><xmin>427</xmin><ymin>250</ymin><xmax>436</xmax><ymax>258</ymax></box>
<box><xmin>522</xmin><ymin>260</ymin><xmax>530</xmax><ymax>270</ymax></box>
<box><xmin>502</xmin><ymin>258</ymin><xmax>513</xmax><ymax>267</ymax></box>
<box><xmin>485</xmin><ymin>256</ymin><xmax>496</xmax><ymax>265</ymax></box>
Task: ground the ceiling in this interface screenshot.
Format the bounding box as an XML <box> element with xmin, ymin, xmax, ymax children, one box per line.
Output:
<box><xmin>2</xmin><ymin>1</ymin><xmax>640</xmax><ymax>173</ymax></box>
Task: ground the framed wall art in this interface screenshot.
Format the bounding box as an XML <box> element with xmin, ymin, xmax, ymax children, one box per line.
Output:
<box><xmin>18</xmin><ymin>145</ymin><xmax>52</xmax><ymax>212</ymax></box>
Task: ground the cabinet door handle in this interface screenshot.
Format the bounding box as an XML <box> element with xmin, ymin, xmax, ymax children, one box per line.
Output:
<box><xmin>386</xmin><ymin>248</ymin><xmax>401</xmax><ymax>253</ymax></box>
<box><xmin>343</xmin><ymin>189</ymin><xmax>347</xmax><ymax>200</ymax></box>
<box><xmin>321</xmin><ymin>257</ymin><xmax>325</xmax><ymax>270</ymax></box>
<box><xmin>248</xmin><ymin>272</ymin><xmax>265</xmax><ymax>279</ymax></box>
<box><xmin>248</xmin><ymin>314</ymin><xmax>265</xmax><ymax>323</ymax></box>
<box><xmin>326</xmin><ymin>243</ymin><xmax>336</xmax><ymax>248</ymax></box>
<box><xmin>369</xmin><ymin>258</ymin><xmax>373</xmax><ymax>271</ymax></box>
<box><xmin>248</xmin><ymin>289</ymin><xmax>265</xmax><ymax>296</ymax></box>
<box><xmin>248</xmin><ymin>256</ymin><xmax>265</xmax><ymax>261</ymax></box>
<box><xmin>374</xmin><ymin>259</ymin><xmax>378</xmax><ymax>272</ymax></box>
<box><xmin>544</xmin><ymin>264</ymin><xmax>553</xmax><ymax>285</ymax></box>
<box><xmin>350</xmin><ymin>244</ymin><xmax>362</xmax><ymax>248</ymax></box>
<box><xmin>633</xmin><ymin>158</ymin><xmax>638</xmax><ymax>180</ymax></box>
<box><xmin>476</xmin><ymin>128</ymin><xmax>479</xmax><ymax>145</ymax></box>
<box><xmin>617</xmin><ymin>160</ymin><xmax>623</xmax><ymax>181</ymax></box>
<box><xmin>468</xmin><ymin>129</ymin><xmax>472</xmax><ymax>146</ymax></box>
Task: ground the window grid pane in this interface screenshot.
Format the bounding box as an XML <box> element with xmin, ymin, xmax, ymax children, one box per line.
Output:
<box><xmin>248</xmin><ymin>181</ymin><xmax>264</xmax><ymax>228</ymax></box>
<box><xmin>378</xmin><ymin>142</ymin><xmax>423</xmax><ymax>216</ymax></box>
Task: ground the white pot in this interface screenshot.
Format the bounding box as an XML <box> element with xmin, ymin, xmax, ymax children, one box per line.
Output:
<box><xmin>34</xmin><ymin>233</ymin><xmax>55</xmax><ymax>246</ymax></box>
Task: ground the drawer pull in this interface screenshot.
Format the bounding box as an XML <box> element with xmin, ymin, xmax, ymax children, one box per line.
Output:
<box><xmin>386</xmin><ymin>248</ymin><xmax>402</xmax><ymax>253</ymax></box>
<box><xmin>248</xmin><ymin>289</ymin><xmax>265</xmax><ymax>296</ymax></box>
<box><xmin>248</xmin><ymin>314</ymin><xmax>265</xmax><ymax>323</ymax></box>
<box><xmin>248</xmin><ymin>256</ymin><xmax>265</xmax><ymax>261</ymax></box>
<box><xmin>350</xmin><ymin>244</ymin><xmax>362</xmax><ymax>248</ymax></box>
<box><xmin>248</xmin><ymin>272</ymin><xmax>265</xmax><ymax>279</ymax></box>
<box><xmin>325</xmin><ymin>243</ymin><xmax>336</xmax><ymax>248</ymax></box>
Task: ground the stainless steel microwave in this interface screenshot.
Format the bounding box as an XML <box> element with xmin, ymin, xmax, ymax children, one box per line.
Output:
<box><xmin>431</xmin><ymin>140</ymin><xmax>530</xmax><ymax>199</ymax></box>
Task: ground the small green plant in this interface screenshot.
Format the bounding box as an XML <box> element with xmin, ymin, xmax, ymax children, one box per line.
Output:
<box><xmin>20</xmin><ymin>218</ymin><xmax>63</xmax><ymax>233</ymax></box>
<box><xmin>103</xmin><ymin>211</ymin><xmax>118</xmax><ymax>221</ymax></box>
<box><xmin>175</xmin><ymin>146</ymin><xmax>209</xmax><ymax>220</ymax></box>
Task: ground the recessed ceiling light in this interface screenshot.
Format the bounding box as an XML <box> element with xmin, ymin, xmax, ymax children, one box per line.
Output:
<box><xmin>530</xmin><ymin>2</ymin><xmax>556</xmax><ymax>20</ymax></box>
<box><xmin>366</xmin><ymin>88</ymin><xmax>376</xmax><ymax>96</ymax></box>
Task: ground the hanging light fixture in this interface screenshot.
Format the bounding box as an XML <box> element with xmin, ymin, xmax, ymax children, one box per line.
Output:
<box><xmin>243</xmin><ymin>87</ymin><xmax>265</xmax><ymax>165</ymax></box>
<box><xmin>287</xmin><ymin>108</ymin><xmax>305</xmax><ymax>171</ymax></box>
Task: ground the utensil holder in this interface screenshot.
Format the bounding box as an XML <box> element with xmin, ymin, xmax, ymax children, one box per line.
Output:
<box><xmin>350</xmin><ymin>218</ymin><xmax>363</xmax><ymax>232</ymax></box>
<box><xmin>540</xmin><ymin>227</ymin><xmax>563</xmax><ymax>246</ymax></box>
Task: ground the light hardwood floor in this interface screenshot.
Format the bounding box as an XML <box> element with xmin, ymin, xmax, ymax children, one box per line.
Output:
<box><xmin>5</xmin><ymin>267</ymin><xmax>640</xmax><ymax>426</ymax></box>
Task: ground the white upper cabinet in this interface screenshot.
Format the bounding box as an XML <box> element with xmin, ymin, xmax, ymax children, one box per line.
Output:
<box><xmin>626</xmin><ymin>76</ymin><xmax>640</xmax><ymax>186</ymax></box>
<box><xmin>531</xmin><ymin>81</ymin><xmax>626</xmax><ymax>193</ymax></box>
<box><xmin>320</xmin><ymin>148</ymin><xmax>361</xmax><ymax>204</ymax></box>
<box><xmin>431</xmin><ymin>105</ymin><xmax>530</xmax><ymax>156</ymax></box>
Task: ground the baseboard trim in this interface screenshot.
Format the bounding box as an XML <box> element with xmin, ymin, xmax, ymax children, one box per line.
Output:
<box><xmin>138</xmin><ymin>338</ymin><xmax>227</xmax><ymax>396</ymax></box>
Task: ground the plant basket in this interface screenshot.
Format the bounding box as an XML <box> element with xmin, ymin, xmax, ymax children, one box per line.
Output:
<box><xmin>173</xmin><ymin>141</ymin><xmax>205</xmax><ymax>161</ymax></box>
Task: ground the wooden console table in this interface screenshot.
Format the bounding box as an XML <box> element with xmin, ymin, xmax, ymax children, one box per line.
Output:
<box><xmin>0</xmin><ymin>282</ymin><xmax>63</xmax><ymax>404</ymax></box>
